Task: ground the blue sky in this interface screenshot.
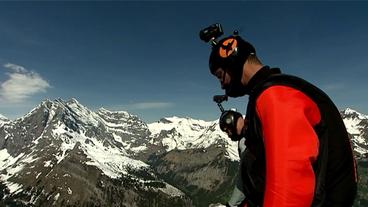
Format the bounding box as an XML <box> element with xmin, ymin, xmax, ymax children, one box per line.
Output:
<box><xmin>0</xmin><ymin>1</ymin><xmax>367</xmax><ymax>123</ymax></box>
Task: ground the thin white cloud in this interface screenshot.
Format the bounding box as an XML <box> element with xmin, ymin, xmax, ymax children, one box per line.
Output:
<box><xmin>321</xmin><ymin>83</ymin><xmax>345</xmax><ymax>92</ymax></box>
<box><xmin>3</xmin><ymin>63</ymin><xmax>28</xmax><ymax>73</ymax></box>
<box><xmin>0</xmin><ymin>63</ymin><xmax>51</xmax><ymax>103</ymax></box>
<box><xmin>128</xmin><ymin>102</ymin><xmax>174</xmax><ymax>110</ymax></box>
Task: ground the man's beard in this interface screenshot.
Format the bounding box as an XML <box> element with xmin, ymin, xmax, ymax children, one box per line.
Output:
<box><xmin>224</xmin><ymin>80</ymin><xmax>249</xmax><ymax>97</ymax></box>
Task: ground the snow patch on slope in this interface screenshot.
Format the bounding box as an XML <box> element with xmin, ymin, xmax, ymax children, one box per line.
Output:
<box><xmin>0</xmin><ymin>149</ymin><xmax>28</xmax><ymax>194</ymax></box>
<box><xmin>149</xmin><ymin>116</ymin><xmax>239</xmax><ymax>161</ymax></box>
<box><xmin>52</xmin><ymin>121</ymin><xmax>149</xmax><ymax>178</ymax></box>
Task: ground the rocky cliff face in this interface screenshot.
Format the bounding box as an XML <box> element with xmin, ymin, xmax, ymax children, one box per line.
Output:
<box><xmin>148</xmin><ymin>145</ymin><xmax>239</xmax><ymax>206</ymax></box>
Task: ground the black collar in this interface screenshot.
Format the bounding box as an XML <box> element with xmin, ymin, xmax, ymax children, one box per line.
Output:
<box><xmin>247</xmin><ymin>66</ymin><xmax>281</xmax><ymax>95</ymax></box>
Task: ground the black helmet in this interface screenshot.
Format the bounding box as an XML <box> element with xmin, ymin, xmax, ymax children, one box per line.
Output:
<box><xmin>209</xmin><ymin>35</ymin><xmax>256</xmax><ymax>76</ymax></box>
<box><xmin>200</xmin><ymin>24</ymin><xmax>256</xmax><ymax>97</ymax></box>
<box><xmin>210</xmin><ymin>35</ymin><xmax>256</xmax><ymax>97</ymax></box>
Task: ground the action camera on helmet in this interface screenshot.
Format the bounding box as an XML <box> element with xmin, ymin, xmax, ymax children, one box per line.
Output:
<box><xmin>199</xmin><ymin>23</ymin><xmax>224</xmax><ymax>46</ymax></box>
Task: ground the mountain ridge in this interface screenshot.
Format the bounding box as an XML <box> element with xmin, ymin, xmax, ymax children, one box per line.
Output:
<box><xmin>0</xmin><ymin>98</ymin><xmax>367</xmax><ymax>206</ymax></box>
<box><xmin>0</xmin><ymin>98</ymin><xmax>192</xmax><ymax>206</ymax></box>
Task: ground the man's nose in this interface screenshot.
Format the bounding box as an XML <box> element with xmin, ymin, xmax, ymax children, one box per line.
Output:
<box><xmin>220</xmin><ymin>81</ymin><xmax>225</xmax><ymax>89</ymax></box>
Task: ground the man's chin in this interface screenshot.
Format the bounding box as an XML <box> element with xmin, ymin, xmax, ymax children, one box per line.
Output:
<box><xmin>225</xmin><ymin>84</ymin><xmax>249</xmax><ymax>97</ymax></box>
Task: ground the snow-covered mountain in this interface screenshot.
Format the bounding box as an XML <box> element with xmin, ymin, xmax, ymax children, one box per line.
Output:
<box><xmin>0</xmin><ymin>99</ymin><xmax>191</xmax><ymax>206</ymax></box>
<box><xmin>0</xmin><ymin>114</ymin><xmax>8</xmax><ymax>120</ymax></box>
<box><xmin>147</xmin><ymin>117</ymin><xmax>241</xmax><ymax>206</ymax></box>
<box><xmin>147</xmin><ymin>109</ymin><xmax>368</xmax><ymax>160</ymax></box>
<box><xmin>341</xmin><ymin>108</ymin><xmax>368</xmax><ymax>158</ymax></box>
<box><xmin>0</xmin><ymin>98</ymin><xmax>367</xmax><ymax>206</ymax></box>
<box><xmin>0</xmin><ymin>114</ymin><xmax>9</xmax><ymax>126</ymax></box>
<box><xmin>341</xmin><ymin>109</ymin><xmax>368</xmax><ymax>207</ymax></box>
<box><xmin>148</xmin><ymin>116</ymin><xmax>238</xmax><ymax>161</ymax></box>
<box><xmin>1</xmin><ymin>99</ymin><xmax>151</xmax><ymax>176</ymax></box>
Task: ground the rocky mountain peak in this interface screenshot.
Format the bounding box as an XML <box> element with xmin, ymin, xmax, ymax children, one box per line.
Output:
<box><xmin>97</xmin><ymin>107</ymin><xmax>130</xmax><ymax>116</ymax></box>
<box><xmin>66</xmin><ymin>97</ymin><xmax>80</xmax><ymax>105</ymax></box>
<box><xmin>0</xmin><ymin>114</ymin><xmax>9</xmax><ymax>127</ymax></box>
<box><xmin>340</xmin><ymin>108</ymin><xmax>368</xmax><ymax>158</ymax></box>
<box><xmin>0</xmin><ymin>113</ymin><xmax>9</xmax><ymax>121</ymax></box>
<box><xmin>0</xmin><ymin>98</ymin><xmax>189</xmax><ymax>206</ymax></box>
<box><xmin>341</xmin><ymin>108</ymin><xmax>368</xmax><ymax>120</ymax></box>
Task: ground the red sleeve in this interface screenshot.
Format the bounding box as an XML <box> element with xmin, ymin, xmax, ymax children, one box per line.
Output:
<box><xmin>255</xmin><ymin>85</ymin><xmax>321</xmax><ymax>207</ymax></box>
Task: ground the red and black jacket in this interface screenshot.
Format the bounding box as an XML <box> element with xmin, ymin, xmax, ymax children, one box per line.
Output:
<box><xmin>241</xmin><ymin>67</ymin><xmax>357</xmax><ymax>207</ymax></box>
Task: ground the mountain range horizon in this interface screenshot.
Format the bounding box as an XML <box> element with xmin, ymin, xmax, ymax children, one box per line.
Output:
<box><xmin>0</xmin><ymin>97</ymin><xmax>367</xmax><ymax>206</ymax></box>
<box><xmin>1</xmin><ymin>97</ymin><xmax>366</xmax><ymax>124</ymax></box>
